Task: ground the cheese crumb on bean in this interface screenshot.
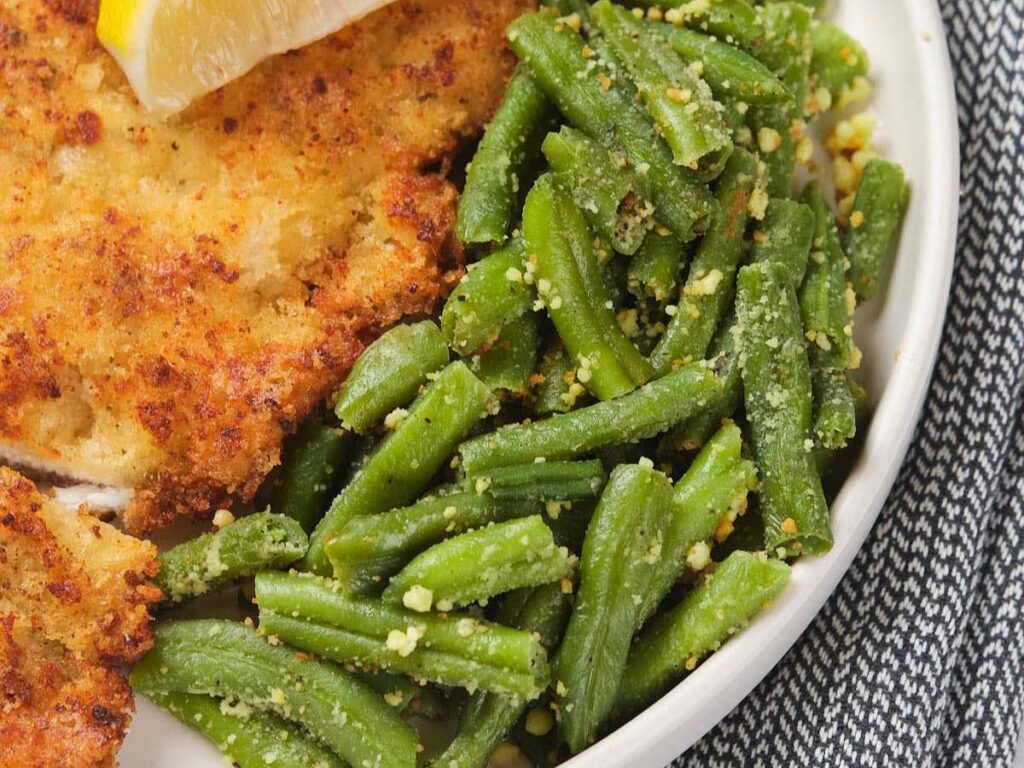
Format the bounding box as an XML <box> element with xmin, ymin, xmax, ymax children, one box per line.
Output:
<box><xmin>402</xmin><ymin>585</ymin><xmax>433</xmax><ymax>613</ymax></box>
<box><xmin>385</xmin><ymin>625</ymin><xmax>425</xmax><ymax>657</ymax></box>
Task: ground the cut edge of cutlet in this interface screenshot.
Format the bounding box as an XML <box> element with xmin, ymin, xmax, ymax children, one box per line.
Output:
<box><xmin>0</xmin><ymin>442</ymin><xmax>133</xmax><ymax>513</ymax></box>
<box><xmin>0</xmin><ymin>466</ymin><xmax>162</xmax><ymax>768</ymax></box>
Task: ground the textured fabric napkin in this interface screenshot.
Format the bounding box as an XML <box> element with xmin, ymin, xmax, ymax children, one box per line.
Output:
<box><xmin>675</xmin><ymin>1</ymin><xmax>1024</xmax><ymax>765</ymax></box>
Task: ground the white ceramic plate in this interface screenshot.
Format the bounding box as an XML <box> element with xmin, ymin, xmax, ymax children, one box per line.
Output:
<box><xmin>120</xmin><ymin>0</ymin><xmax>959</xmax><ymax>765</ymax></box>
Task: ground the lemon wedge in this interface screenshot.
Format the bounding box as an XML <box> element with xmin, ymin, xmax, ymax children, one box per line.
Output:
<box><xmin>97</xmin><ymin>0</ymin><xmax>393</xmax><ymax>116</ymax></box>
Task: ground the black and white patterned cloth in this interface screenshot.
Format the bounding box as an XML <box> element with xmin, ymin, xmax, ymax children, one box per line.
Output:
<box><xmin>676</xmin><ymin>1</ymin><xmax>1024</xmax><ymax>765</ymax></box>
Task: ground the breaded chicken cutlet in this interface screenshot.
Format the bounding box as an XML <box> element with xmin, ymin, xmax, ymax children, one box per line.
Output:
<box><xmin>0</xmin><ymin>466</ymin><xmax>160</xmax><ymax>768</ymax></box>
<box><xmin>0</xmin><ymin>0</ymin><xmax>532</xmax><ymax>532</ymax></box>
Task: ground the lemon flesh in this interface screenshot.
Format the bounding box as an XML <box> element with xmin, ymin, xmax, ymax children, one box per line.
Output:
<box><xmin>98</xmin><ymin>0</ymin><xmax>392</xmax><ymax>116</ymax></box>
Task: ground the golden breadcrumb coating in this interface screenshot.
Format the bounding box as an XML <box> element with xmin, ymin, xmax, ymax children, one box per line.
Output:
<box><xmin>0</xmin><ymin>0</ymin><xmax>531</xmax><ymax>531</ymax></box>
<box><xmin>0</xmin><ymin>467</ymin><xmax>160</xmax><ymax>768</ymax></box>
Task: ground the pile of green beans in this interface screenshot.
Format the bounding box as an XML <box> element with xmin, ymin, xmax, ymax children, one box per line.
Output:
<box><xmin>136</xmin><ymin>3</ymin><xmax>908</xmax><ymax>766</ymax></box>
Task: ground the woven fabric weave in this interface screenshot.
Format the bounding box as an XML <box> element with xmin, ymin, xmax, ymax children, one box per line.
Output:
<box><xmin>675</xmin><ymin>1</ymin><xmax>1024</xmax><ymax>765</ymax></box>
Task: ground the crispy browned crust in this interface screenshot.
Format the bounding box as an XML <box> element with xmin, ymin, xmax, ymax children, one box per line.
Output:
<box><xmin>0</xmin><ymin>0</ymin><xmax>532</xmax><ymax>531</ymax></box>
<box><xmin>0</xmin><ymin>467</ymin><xmax>160</xmax><ymax>768</ymax></box>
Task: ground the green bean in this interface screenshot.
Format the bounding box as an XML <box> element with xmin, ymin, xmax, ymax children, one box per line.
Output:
<box><xmin>533</xmin><ymin>337</ymin><xmax>578</xmax><ymax>415</ymax></box>
<box><xmin>638</xmin><ymin>422</ymin><xmax>757</xmax><ymax>625</ymax></box>
<box><xmin>459</xmin><ymin>359</ymin><xmax>725</xmax><ymax>474</ymax></box>
<box><xmin>508</xmin><ymin>12</ymin><xmax>716</xmax><ymax>240</ymax></box>
<box><xmin>457</xmin><ymin>69</ymin><xmax>555</xmax><ymax>244</ymax></box>
<box><xmin>669</xmin><ymin>422</ymin><xmax>756</xmax><ymax>544</ymax></box>
<box><xmin>524</xmin><ymin>176</ymin><xmax>647</xmax><ymax>401</ymax></box>
<box><xmin>800</xmin><ymin>183</ymin><xmax>854</xmax><ymax>370</ymax></box>
<box><xmin>440</xmin><ymin>699</ymin><xmax>525</xmax><ymax>768</ymax></box>
<box><xmin>619</xmin><ymin>551</ymin><xmax>791</xmax><ymax>712</ymax></box>
<box><xmin>662</xmin><ymin>315</ymin><xmax>741</xmax><ymax>452</ymax></box>
<box><xmin>466</xmin><ymin>459</ymin><xmax>607</xmax><ymax>503</ymax></box>
<box><xmin>812</xmin><ymin>368</ymin><xmax>857</xmax><ymax>451</ymax></box>
<box><xmin>471</xmin><ymin>313</ymin><xmax>540</xmax><ymax>395</ymax></box>
<box><xmin>156</xmin><ymin>512</ymin><xmax>307</xmax><ymax>603</ymax></box>
<box><xmin>657</xmin><ymin>25</ymin><xmax>789</xmax><ymax>105</ymax></box>
<box><xmin>441</xmin><ymin>239</ymin><xmax>535</xmax><ymax>356</ymax></box>
<box><xmin>747</xmin><ymin>3</ymin><xmax>812</xmax><ymax>197</ymax></box>
<box><xmin>542</xmin><ymin>127</ymin><xmax>654</xmax><ymax>256</ymax></box>
<box><xmin>748</xmin><ymin>197</ymin><xmax>816</xmax><ymax>288</ymax></box>
<box><xmin>255</xmin><ymin>572</ymin><xmax>550</xmax><ymax>699</ymax></box>
<box><xmin>556</xmin><ymin>463</ymin><xmax>674</xmax><ymax>752</ymax></box>
<box><xmin>650</xmin><ymin>148</ymin><xmax>759</xmax><ymax>374</ymax></box>
<box><xmin>736</xmin><ymin>262</ymin><xmax>831</xmax><ymax>556</ymax></box>
<box><xmin>809</xmin><ymin>23</ymin><xmax>869</xmax><ymax>106</ymax></box>
<box><xmin>430</xmin><ymin>584</ymin><xmax>571</xmax><ymax>768</ymax></box>
<box><xmin>271</xmin><ymin>422</ymin><xmax>354</xmax><ymax>532</ymax></box>
<box><xmin>325</xmin><ymin>491</ymin><xmax>539</xmax><ymax>594</ymax></box>
<box><xmin>818</xmin><ymin>373</ymin><xmax>869</xmax><ymax>473</ymax></box>
<box><xmin>382</xmin><ymin>516</ymin><xmax>573</xmax><ymax>609</ymax></box>
<box><xmin>132</xmin><ymin>620</ymin><xmax>417</xmax><ymax>768</ymax></box>
<box><xmin>628</xmin><ymin>230</ymin><xmax>683</xmax><ymax>304</ymax></box>
<box><xmin>144</xmin><ymin>691</ymin><xmax>346</xmax><ymax>768</ymax></box>
<box><xmin>334</xmin><ymin>320</ymin><xmax>450</xmax><ymax>433</ymax></box>
<box><xmin>844</xmin><ymin>158</ymin><xmax>908</xmax><ymax>301</ymax></box>
<box><xmin>524</xmin><ymin>176</ymin><xmax>630</xmax><ymax>399</ymax></box>
<box><xmin>554</xmin><ymin>177</ymin><xmax>655</xmax><ymax>386</ymax></box>
<box><xmin>352</xmin><ymin>670</ymin><xmax>447</xmax><ymax>718</ymax></box>
<box><xmin>590</xmin><ymin>1</ymin><xmax>732</xmax><ymax>176</ymax></box>
<box><xmin>305</xmin><ymin>361</ymin><xmax>492</xmax><ymax>574</ymax></box>
<box><xmin>633</xmin><ymin>1</ymin><xmax>764</xmax><ymax>52</ymax></box>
